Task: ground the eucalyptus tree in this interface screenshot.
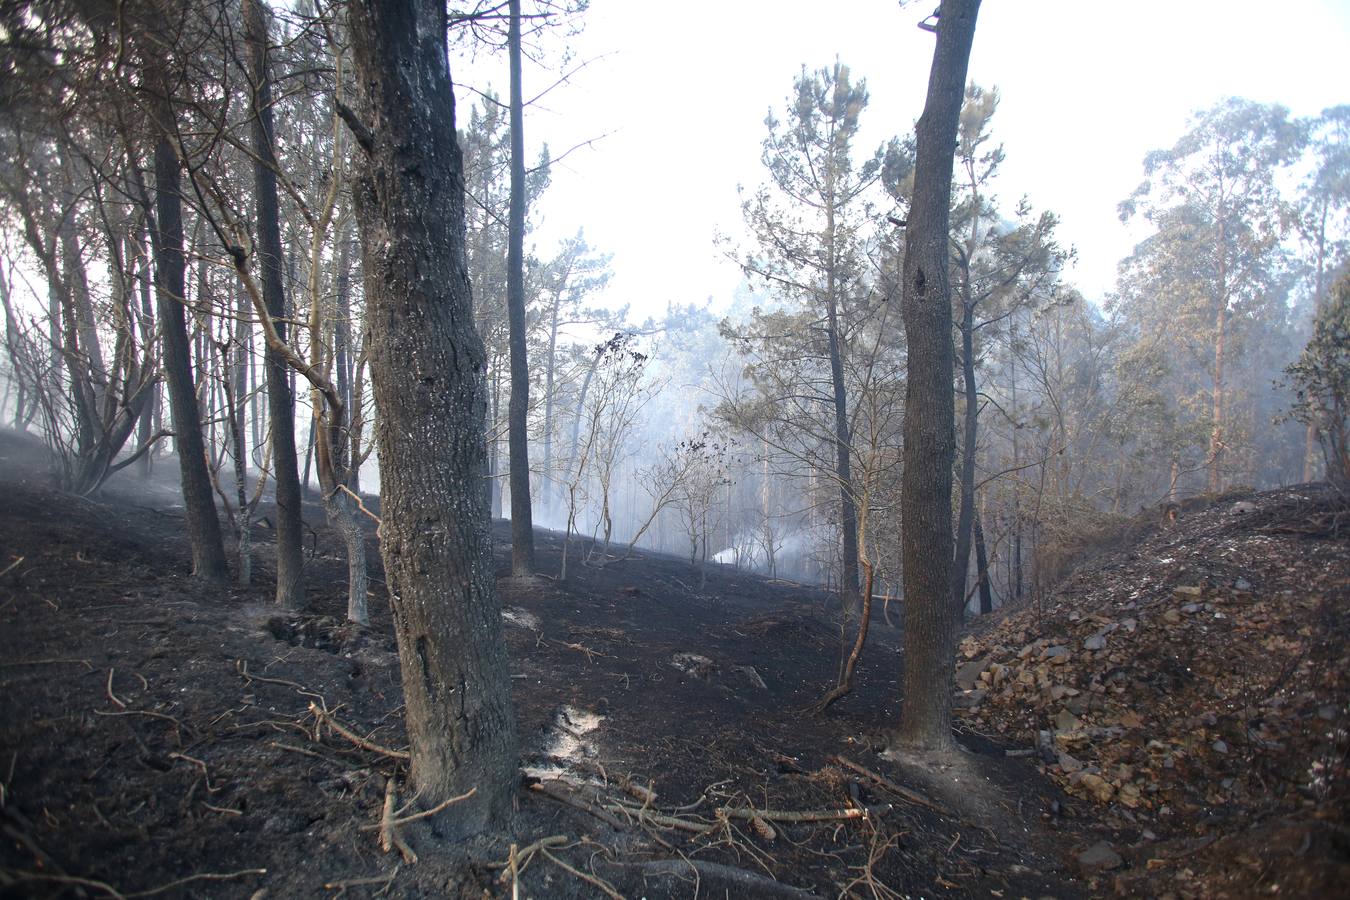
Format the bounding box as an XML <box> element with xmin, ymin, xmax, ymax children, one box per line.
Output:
<box><xmin>1296</xmin><ymin>106</ymin><xmax>1350</xmax><ymax>480</ymax></box>
<box><xmin>1120</xmin><ymin>99</ymin><xmax>1305</xmax><ymax>493</ymax></box>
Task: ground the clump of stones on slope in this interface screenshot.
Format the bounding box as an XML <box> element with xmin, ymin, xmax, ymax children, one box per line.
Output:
<box><xmin>951</xmin><ymin>498</ymin><xmax>1347</xmax><ymax>833</ymax></box>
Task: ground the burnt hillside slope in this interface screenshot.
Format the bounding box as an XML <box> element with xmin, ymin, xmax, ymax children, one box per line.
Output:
<box><xmin>955</xmin><ymin>486</ymin><xmax>1350</xmax><ymax>897</ymax></box>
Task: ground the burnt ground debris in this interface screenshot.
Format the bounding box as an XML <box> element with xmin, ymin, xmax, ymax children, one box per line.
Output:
<box><xmin>0</xmin><ymin>426</ymin><xmax>1345</xmax><ymax>898</ymax></box>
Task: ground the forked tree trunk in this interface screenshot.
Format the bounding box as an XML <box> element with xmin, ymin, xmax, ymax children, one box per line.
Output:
<box><xmin>347</xmin><ymin>0</ymin><xmax>517</xmax><ymax>832</ymax></box>
<box><xmin>505</xmin><ymin>0</ymin><xmax>536</xmax><ymax>575</ymax></box>
<box><xmin>893</xmin><ymin>0</ymin><xmax>981</xmax><ymax>754</ymax></box>
<box><xmin>246</xmin><ymin>0</ymin><xmax>305</xmax><ymax>610</ymax></box>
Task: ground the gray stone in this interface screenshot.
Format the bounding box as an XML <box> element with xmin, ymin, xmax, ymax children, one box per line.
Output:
<box><xmin>1054</xmin><ymin>708</ymin><xmax>1083</xmax><ymax>732</ymax></box>
<box><xmin>1230</xmin><ymin>501</ymin><xmax>1259</xmax><ymax>515</ymax></box>
<box><xmin>1083</xmin><ymin>633</ymin><xmax>1107</xmax><ymax>651</ymax></box>
<box><xmin>1058</xmin><ymin>751</ymin><xmax>1084</xmax><ymax>773</ymax></box>
<box><xmin>1234</xmin><ymin>577</ymin><xmax>1253</xmax><ymax>592</ymax></box>
<box><xmin>1077</xmin><ymin>841</ymin><xmax>1123</xmax><ymax>874</ymax></box>
<box><xmin>955</xmin><ymin>657</ymin><xmax>991</xmax><ymax>691</ymax></box>
<box><xmin>954</xmin><ymin>689</ymin><xmax>987</xmax><ymax>709</ymax></box>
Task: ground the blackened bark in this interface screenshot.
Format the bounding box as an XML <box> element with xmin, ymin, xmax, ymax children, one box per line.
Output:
<box><xmin>952</xmin><ymin>297</ymin><xmax>977</xmax><ymax>614</ymax></box>
<box><xmin>348</xmin><ymin>0</ymin><xmax>517</xmax><ymax>832</ymax></box>
<box><xmin>245</xmin><ymin>0</ymin><xmax>306</xmax><ymax>609</ymax></box>
<box><xmin>974</xmin><ymin>511</ymin><xmax>993</xmax><ymax>615</ymax></box>
<box><xmin>825</xmin><ymin>297</ymin><xmax>861</xmax><ymax>608</ymax></box>
<box><xmin>152</xmin><ymin>133</ymin><xmax>228</xmax><ymax>581</ymax></box>
<box><xmin>506</xmin><ymin>0</ymin><xmax>535</xmax><ymax>575</ymax></box>
<box><xmin>893</xmin><ymin>0</ymin><xmax>981</xmax><ymax>753</ymax></box>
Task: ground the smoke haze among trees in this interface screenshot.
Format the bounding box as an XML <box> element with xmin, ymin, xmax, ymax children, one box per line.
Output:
<box><xmin>0</xmin><ymin>0</ymin><xmax>1347</xmax><ymax>849</ymax></box>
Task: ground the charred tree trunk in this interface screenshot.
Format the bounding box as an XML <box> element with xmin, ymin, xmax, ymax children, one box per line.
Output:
<box><xmin>892</xmin><ymin>0</ymin><xmax>980</xmax><ymax>754</ymax></box>
<box><xmin>505</xmin><ymin>0</ymin><xmax>535</xmax><ymax>575</ymax></box>
<box><xmin>347</xmin><ymin>0</ymin><xmax>518</xmax><ymax>832</ymax></box>
<box><xmin>973</xmin><ymin>511</ymin><xmax>993</xmax><ymax>615</ymax></box>
<box><xmin>952</xmin><ymin>295</ymin><xmax>978</xmax><ymax>614</ymax></box>
<box><xmin>152</xmin><ymin>130</ymin><xmax>228</xmax><ymax>581</ymax></box>
<box><xmin>246</xmin><ymin>0</ymin><xmax>305</xmax><ymax>609</ymax></box>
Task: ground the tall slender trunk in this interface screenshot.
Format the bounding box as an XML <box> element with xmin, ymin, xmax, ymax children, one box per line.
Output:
<box><xmin>823</xmin><ymin>170</ymin><xmax>860</xmax><ymax>610</ymax></box>
<box><xmin>135</xmin><ymin>242</ymin><xmax>157</xmax><ymax>477</ymax></box>
<box><xmin>152</xmin><ymin>129</ymin><xmax>228</xmax><ymax>581</ymax></box>
<box><xmin>1009</xmin><ymin>333</ymin><xmax>1022</xmax><ymax>601</ymax></box>
<box><xmin>1303</xmin><ymin>201</ymin><xmax>1327</xmax><ymax>483</ymax></box>
<box><xmin>246</xmin><ymin>0</ymin><xmax>305</xmax><ymax>609</ymax></box>
<box><xmin>347</xmin><ymin>0</ymin><xmax>517</xmax><ymax>831</ymax></box>
<box><xmin>1208</xmin><ymin>217</ymin><xmax>1227</xmax><ymax>493</ymax></box>
<box><xmin>952</xmin><ymin>293</ymin><xmax>978</xmax><ymax>614</ymax></box>
<box><xmin>542</xmin><ymin>290</ymin><xmax>561</xmax><ymax>506</ymax></box>
<box><xmin>232</xmin><ymin>281</ymin><xmax>252</xmax><ymax>585</ymax></box>
<box><xmin>973</xmin><ymin>511</ymin><xmax>992</xmax><ymax>615</ymax></box>
<box><xmin>893</xmin><ymin>0</ymin><xmax>981</xmax><ymax>754</ymax></box>
<box><xmin>505</xmin><ymin>0</ymin><xmax>535</xmax><ymax>574</ymax></box>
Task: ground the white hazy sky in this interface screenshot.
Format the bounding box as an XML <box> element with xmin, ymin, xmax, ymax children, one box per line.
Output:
<box><xmin>455</xmin><ymin>0</ymin><xmax>1350</xmax><ymax>319</ymax></box>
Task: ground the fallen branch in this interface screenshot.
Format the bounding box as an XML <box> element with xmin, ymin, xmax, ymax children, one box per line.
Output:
<box><xmin>718</xmin><ymin>803</ymin><xmax>891</xmax><ymax>824</ymax></box>
<box><xmin>490</xmin><ymin>835</ymin><xmax>569</xmax><ymax>884</ymax></box>
<box><xmin>529</xmin><ymin>781</ymin><xmax>625</xmax><ymax>828</ymax></box>
<box><xmin>829</xmin><ymin>756</ymin><xmax>948</xmax><ymax>815</ymax></box>
<box><xmin>0</xmin><ymin>556</ymin><xmax>24</xmax><ymax>578</ymax></box>
<box><xmin>605</xmin><ymin>803</ymin><xmax>712</xmax><ymax>834</ymax></box>
<box><xmin>377</xmin><ymin>780</ymin><xmax>417</xmax><ymax>864</ymax></box>
<box><xmin>540</xmin><ymin>848</ymin><xmax>624</xmax><ymax>900</ymax></box>
<box><xmin>310</xmin><ymin>702</ymin><xmax>410</xmax><ymax>760</ymax></box>
<box><xmin>361</xmin><ymin>787</ymin><xmax>476</xmax><ymax>830</ymax></box>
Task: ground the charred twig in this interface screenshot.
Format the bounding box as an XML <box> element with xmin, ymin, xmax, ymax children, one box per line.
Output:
<box><xmin>718</xmin><ymin>803</ymin><xmax>892</xmax><ymax>824</ymax></box>
<box><xmin>323</xmin><ymin>863</ymin><xmax>401</xmax><ymax>893</ymax></box>
<box><xmin>490</xmin><ymin>835</ymin><xmax>569</xmax><ymax>884</ymax></box>
<box><xmin>105</xmin><ymin>669</ymin><xmax>127</xmax><ymax>709</ymax></box>
<box><xmin>529</xmin><ymin>781</ymin><xmax>625</xmax><ymax>828</ymax></box>
<box><xmin>93</xmin><ymin>709</ymin><xmax>187</xmax><ymax>743</ymax></box>
<box><xmin>377</xmin><ymin>779</ymin><xmax>417</xmax><ymax>864</ymax></box>
<box><xmin>829</xmin><ymin>756</ymin><xmax>948</xmax><ymax>814</ymax></box>
<box><xmin>236</xmin><ymin>659</ymin><xmax>327</xmax><ymax>704</ymax></box>
<box><xmin>168</xmin><ymin>753</ymin><xmax>219</xmax><ymax>793</ymax></box>
<box><xmin>539</xmin><ymin>848</ymin><xmax>624</xmax><ymax>900</ymax></box>
<box><xmin>0</xmin><ymin>658</ymin><xmax>93</xmax><ymax>670</ymax></box>
<box><xmin>361</xmin><ymin>787</ymin><xmax>476</xmax><ymax>830</ymax></box>
<box><xmin>550</xmin><ymin>639</ymin><xmax>614</xmax><ymax>664</ymax></box>
<box><xmin>201</xmin><ymin>802</ymin><xmax>243</xmax><ymax>817</ymax></box>
<box><xmin>123</xmin><ymin>868</ymin><xmax>267</xmax><ymax>898</ymax></box>
<box><xmin>310</xmin><ymin>702</ymin><xmax>410</xmax><ymax>760</ymax></box>
<box><xmin>606</xmin><ymin>803</ymin><xmax>713</xmax><ymax>833</ymax></box>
